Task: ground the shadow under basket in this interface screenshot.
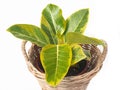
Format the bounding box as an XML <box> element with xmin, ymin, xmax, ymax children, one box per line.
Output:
<box><xmin>22</xmin><ymin>41</ymin><xmax>107</xmax><ymax>90</ymax></box>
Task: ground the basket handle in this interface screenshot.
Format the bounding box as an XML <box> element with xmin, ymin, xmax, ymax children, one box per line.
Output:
<box><xmin>21</xmin><ymin>40</ymin><xmax>29</xmax><ymax>62</ymax></box>
<box><xmin>99</xmin><ymin>40</ymin><xmax>108</xmax><ymax>63</ymax></box>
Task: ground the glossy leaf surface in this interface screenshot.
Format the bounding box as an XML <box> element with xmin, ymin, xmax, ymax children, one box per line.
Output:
<box><xmin>66</xmin><ymin>9</ymin><xmax>89</xmax><ymax>33</ymax></box>
<box><xmin>66</xmin><ymin>32</ymin><xmax>105</xmax><ymax>46</ymax></box>
<box><xmin>40</xmin><ymin>44</ymin><xmax>72</xmax><ymax>86</ymax></box>
<box><xmin>7</xmin><ymin>24</ymin><xmax>49</xmax><ymax>47</ymax></box>
<box><xmin>41</xmin><ymin>4</ymin><xmax>66</xmax><ymax>44</ymax></box>
<box><xmin>71</xmin><ymin>44</ymin><xmax>86</xmax><ymax>65</ymax></box>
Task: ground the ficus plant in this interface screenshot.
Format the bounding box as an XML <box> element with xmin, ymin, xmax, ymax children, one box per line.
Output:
<box><xmin>7</xmin><ymin>4</ymin><xmax>105</xmax><ymax>87</ymax></box>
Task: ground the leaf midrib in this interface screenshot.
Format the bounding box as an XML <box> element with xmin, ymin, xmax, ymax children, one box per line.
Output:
<box><xmin>54</xmin><ymin>45</ymin><xmax>59</xmax><ymax>84</ymax></box>
<box><xmin>49</xmin><ymin>10</ymin><xmax>56</xmax><ymax>33</ymax></box>
<box><xmin>42</xmin><ymin>22</ymin><xmax>57</xmax><ymax>44</ymax></box>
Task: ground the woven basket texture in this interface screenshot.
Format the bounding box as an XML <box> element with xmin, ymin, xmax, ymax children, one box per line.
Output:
<box><xmin>22</xmin><ymin>41</ymin><xmax>107</xmax><ymax>90</ymax></box>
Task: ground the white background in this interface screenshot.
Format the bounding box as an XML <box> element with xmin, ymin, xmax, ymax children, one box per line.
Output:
<box><xmin>0</xmin><ymin>0</ymin><xmax>120</xmax><ymax>90</ymax></box>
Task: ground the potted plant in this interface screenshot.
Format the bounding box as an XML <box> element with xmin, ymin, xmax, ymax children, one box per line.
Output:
<box><xmin>7</xmin><ymin>4</ymin><xmax>107</xmax><ymax>90</ymax></box>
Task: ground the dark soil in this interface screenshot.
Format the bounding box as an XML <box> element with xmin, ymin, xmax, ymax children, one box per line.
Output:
<box><xmin>28</xmin><ymin>44</ymin><xmax>97</xmax><ymax>76</ymax></box>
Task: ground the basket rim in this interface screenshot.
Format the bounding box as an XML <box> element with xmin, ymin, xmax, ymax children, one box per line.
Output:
<box><xmin>21</xmin><ymin>40</ymin><xmax>107</xmax><ymax>83</ymax></box>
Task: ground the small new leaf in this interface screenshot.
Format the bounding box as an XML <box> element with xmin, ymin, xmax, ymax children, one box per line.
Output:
<box><xmin>71</xmin><ymin>44</ymin><xmax>86</xmax><ymax>65</ymax></box>
<box><xmin>83</xmin><ymin>49</ymin><xmax>91</xmax><ymax>61</ymax></box>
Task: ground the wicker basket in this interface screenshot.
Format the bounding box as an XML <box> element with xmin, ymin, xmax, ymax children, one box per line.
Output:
<box><xmin>21</xmin><ymin>41</ymin><xmax>107</xmax><ymax>90</ymax></box>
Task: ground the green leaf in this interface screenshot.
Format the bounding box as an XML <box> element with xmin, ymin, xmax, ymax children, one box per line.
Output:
<box><xmin>7</xmin><ymin>24</ymin><xmax>49</xmax><ymax>47</ymax></box>
<box><xmin>40</xmin><ymin>44</ymin><xmax>72</xmax><ymax>86</ymax></box>
<box><xmin>41</xmin><ymin>4</ymin><xmax>66</xmax><ymax>44</ymax></box>
<box><xmin>83</xmin><ymin>49</ymin><xmax>91</xmax><ymax>61</ymax></box>
<box><xmin>65</xmin><ymin>9</ymin><xmax>89</xmax><ymax>33</ymax></box>
<box><xmin>41</xmin><ymin>16</ymin><xmax>57</xmax><ymax>44</ymax></box>
<box><xmin>66</xmin><ymin>32</ymin><xmax>105</xmax><ymax>46</ymax></box>
<box><xmin>71</xmin><ymin>44</ymin><xmax>86</xmax><ymax>65</ymax></box>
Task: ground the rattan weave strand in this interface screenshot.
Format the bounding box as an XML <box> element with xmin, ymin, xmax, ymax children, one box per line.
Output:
<box><xmin>21</xmin><ymin>41</ymin><xmax>107</xmax><ymax>90</ymax></box>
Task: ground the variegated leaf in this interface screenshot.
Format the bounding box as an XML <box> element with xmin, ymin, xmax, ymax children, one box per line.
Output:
<box><xmin>71</xmin><ymin>44</ymin><xmax>86</xmax><ymax>65</ymax></box>
<box><xmin>7</xmin><ymin>24</ymin><xmax>49</xmax><ymax>47</ymax></box>
<box><xmin>41</xmin><ymin>4</ymin><xmax>66</xmax><ymax>44</ymax></box>
<box><xmin>40</xmin><ymin>44</ymin><xmax>72</xmax><ymax>86</ymax></box>
<box><xmin>66</xmin><ymin>32</ymin><xmax>105</xmax><ymax>46</ymax></box>
<box><xmin>66</xmin><ymin>9</ymin><xmax>89</xmax><ymax>33</ymax></box>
